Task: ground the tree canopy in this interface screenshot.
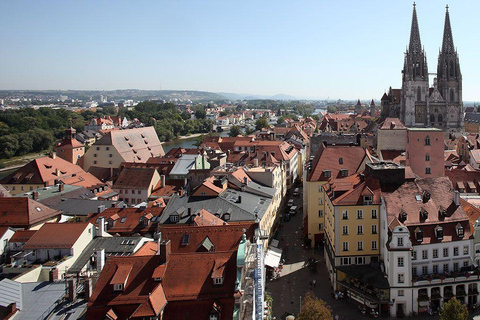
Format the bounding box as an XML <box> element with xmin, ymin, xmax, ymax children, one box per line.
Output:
<box><xmin>229</xmin><ymin>125</ymin><xmax>241</xmax><ymax>137</ymax></box>
<box><xmin>255</xmin><ymin>117</ymin><xmax>269</xmax><ymax>131</ymax></box>
<box><xmin>439</xmin><ymin>298</ymin><xmax>468</xmax><ymax>320</ymax></box>
<box><xmin>297</xmin><ymin>292</ymin><xmax>333</xmax><ymax>320</ymax></box>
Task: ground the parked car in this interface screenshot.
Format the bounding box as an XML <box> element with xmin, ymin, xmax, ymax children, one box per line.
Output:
<box><xmin>293</xmin><ymin>188</ymin><xmax>300</xmax><ymax>196</ymax></box>
<box><xmin>287</xmin><ymin>199</ymin><xmax>294</xmax><ymax>207</ymax></box>
<box><xmin>289</xmin><ymin>206</ymin><xmax>298</xmax><ymax>216</ymax></box>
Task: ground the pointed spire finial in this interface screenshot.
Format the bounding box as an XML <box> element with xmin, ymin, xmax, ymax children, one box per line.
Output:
<box><xmin>446</xmin><ymin>4</ymin><xmax>449</xmax><ymax>11</ymax></box>
<box><xmin>408</xmin><ymin>2</ymin><xmax>422</xmax><ymax>55</ymax></box>
<box><xmin>441</xmin><ymin>4</ymin><xmax>454</xmax><ymax>54</ymax></box>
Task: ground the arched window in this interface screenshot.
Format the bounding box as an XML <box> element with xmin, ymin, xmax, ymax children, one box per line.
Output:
<box><xmin>417</xmin><ymin>86</ymin><xmax>422</xmax><ymax>102</ymax></box>
<box><xmin>425</xmin><ymin>135</ymin><xmax>431</xmax><ymax>146</ymax></box>
<box><xmin>438</xmin><ymin>114</ymin><xmax>443</xmax><ymax>124</ymax></box>
<box><xmin>450</xmin><ymin>89</ymin><xmax>455</xmax><ymax>102</ymax></box>
<box><xmin>449</xmin><ymin>61</ymin><xmax>454</xmax><ymax>77</ymax></box>
<box><xmin>430</xmin><ymin>114</ymin><xmax>435</xmax><ymax>124</ymax></box>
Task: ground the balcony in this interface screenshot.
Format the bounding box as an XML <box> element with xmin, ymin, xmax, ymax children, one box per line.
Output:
<box><xmin>412</xmin><ymin>268</ymin><xmax>480</xmax><ymax>286</ymax></box>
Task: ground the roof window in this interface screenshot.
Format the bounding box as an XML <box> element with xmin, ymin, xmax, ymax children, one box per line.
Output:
<box><xmin>456</xmin><ymin>223</ymin><xmax>464</xmax><ymax>238</ymax></box>
<box><xmin>181</xmin><ymin>234</ymin><xmax>190</xmax><ymax>245</ymax></box>
<box><xmin>435</xmin><ymin>225</ymin><xmax>444</xmax><ymax>240</ymax></box>
<box><xmin>415</xmin><ymin>227</ymin><xmax>423</xmax><ymax>242</ymax></box>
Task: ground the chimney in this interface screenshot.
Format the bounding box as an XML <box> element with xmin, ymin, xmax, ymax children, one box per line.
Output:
<box><xmin>253</xmin><ymin>158</ymin><xmax>259</xmax><ymax>167</ymax></box>
<box><xmin>187</xmin><ymin>208</ymin><xmax>191</xmax><ymax>216</ymax></box>
<box><xmin>160</xmin><ymin>239</ymin><xmax>171</xmax><ymax>263</ymax></box>
<box><xmin>96</xmin><ymin>249</ymin><xmax>105</xmax><ymax>272</ymax></box>
<box><xmin>55</xmin><ymin>168</ymin><xmax>60</xmax><ymax>176</ymax></box>
<box><xmin>97</xmin><ymin>205</ymin><xmax>105</xmax><ymax>214</ymax></box>
<box><xmin>160</xmin><ymin>175</ymin><xmax>166</xmax><ymax>188</ymax></box>
<box><xmin>454</xmin><ymin>190</ymin><xmax>460</xmax><ymax>206</ymax></box>
<box><xmin>237</xmin><ymin>195</ymin><xmax>242</xmax><ymax>203</ymax></box>
<box><xmin>32</xmin><ymin>191</ymin><xmax>39</xmax><ymax>201</ymax></box>
<box><xmin>59</xmin><ymin>184</ymin><xmax>64</xmax><ymax>192</ymax></box>
<box><xmin>156</xmin><ymin>232</ymin><xmax>162</xmax><ymax>255</ymax></box>
<box><xmin>98</xmin><ymin>217</ymin><xmax>106</xmax><ymax>237</ymax></box>
<box><xmin>50</xmin><ymin>152</ymin><xmax>56</xmax><ymax>160</ymax></box>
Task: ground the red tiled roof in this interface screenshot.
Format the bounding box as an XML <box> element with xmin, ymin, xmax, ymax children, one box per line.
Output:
<box><xmin>0</xmin><ymin>197</ymin><xmax>61</xmax><ymax>228</ymax></box>
<box><xmin>158</xmin><ymin>222</ymin><xmax>255</xmax><ymax>254</ymax></box>
<box><xmin>113</xmin><ymin>167</ymin><xmax>158</xmax><ymax>189</ymax></box>
<box><xmin>383</xmin><ymin>177</ymin><xmax>472</xmax><ymax>244</ymax></box>
<box><xmin>308</xmin><ymin>146</ymin><xmax>366</xmax><ymax>182</ymax></box>
<box><xmin>110</xmin><ymin>264</ymin><xmax>133</xmax><ymax>285</ymax></box>
<box><xmin>9</xmin><ymin>230</ymin><xmax>37</xmax><ymax>243</ymax></box>
<box><xmin>87</xmin><ymin>207</ymin><xmax>164</xmax><ymax>236</ymax></box>
<box><xmin>0</xmin><ymin>156</ymin><xmax>102</xmax><ymax>188</ymax></box>
<box><xmin>24</xmin><ymin>222</ymin><xmax>91</xmax><ymax>249</ymax></box>
<box><xmin>325</xmin><ymin>174</ymin><xmax>382</xmax><ymax>206</ymax></box>
<box><xmin>194</xmin><ymin>209</ymin><xmax>226</xmax><ymax>226</ymax></box>
<box><xmin>87</xmin><ymin>255</ymin><xmax>167</xmax><ymax>319</ymax></box>
<box><xmin>380</xmin><ymin>118</ymin><xmax>406</xmax><ymax>130</ymax></box>
<box><xmin>163</xmin><ymin>251</ymin><xmax>236</xmax><ymax>301</ymax></box>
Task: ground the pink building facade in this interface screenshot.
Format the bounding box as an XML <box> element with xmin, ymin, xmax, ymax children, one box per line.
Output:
<box><xmin>406</xmin><ymin>128</ymin><xmax>444</xmax><ymax>178</ymax></box>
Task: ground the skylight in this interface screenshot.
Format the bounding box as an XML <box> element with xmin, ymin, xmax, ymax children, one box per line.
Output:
<box><xmin>415</xmin><ymin>195</ymin><xmax>422</xmax><ymax>201</ymax></box>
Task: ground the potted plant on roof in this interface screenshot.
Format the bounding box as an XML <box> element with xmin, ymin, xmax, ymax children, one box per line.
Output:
<box><xmin>440</xmin><ymin>274</ymin><xmax>446</xmax><ymax>281</ymax></box>
<box><xmin>427</xmin><ymin>275</ymin><xmax>432</xmax><ymax>282</ymax></box>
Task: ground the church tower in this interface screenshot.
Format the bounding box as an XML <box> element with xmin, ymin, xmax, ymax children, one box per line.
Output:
<box><xmin>401</xmin><ymin>3</ymin><xmax>429</xmax><ymax>127</ymax></box>
<box><xmin>436</xmin><ymin>5</ymin><xmax>462</xmax><ymax>129</ymax></box>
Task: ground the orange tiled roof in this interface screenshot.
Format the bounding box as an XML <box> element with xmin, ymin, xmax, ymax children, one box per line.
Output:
<box><xmin>24</xmin><ymin>222</ymin><xmax>90</xmax><ymax>249</ymax></box>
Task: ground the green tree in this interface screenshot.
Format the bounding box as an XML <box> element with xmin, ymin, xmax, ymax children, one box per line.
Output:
<box><xmin>195</xmin><ymin>108</ymin><xmax>206</xmax><ymax>119</ymax></box>
<box><xmin>0</xmin><ymin>134</ymin><xmax>19</xmax><ymax>158</ymax></box>
<box><xmin>255</xmin><ymin>117</ymin><xmax>268</xmax><ymax>131</ymax></box>
<box><xmin>193</xmin><ymin>134</ymin><xmax>205</xmax><ymax>147</ymax></box>
<box><xmin>277</xmin><ymin>116</ymin><xmax>286</xmax><ymax>125</ymax></box>
<box><xmin>439</xmin><ymin>298</ymin><xmax>468</xmax><ymax>320</ymax></box>
<box><xmin>327</xmin><ymin>105</ymin><xmax>337</xmax><ymax>113</ymax></box>
<box><xmin>297</xmin><ymin>292</ymin><xmax>333</xmax><ymax>320</ymax></box>
<box><xmin>229</xmin><ymin>125</ymin><xmax>242</xmax><ymax>137</ymax></box>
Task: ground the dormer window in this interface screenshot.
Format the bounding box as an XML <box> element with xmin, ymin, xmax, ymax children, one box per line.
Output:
<box><xmin>181</xmin><ymin>234</ymin><xmax>190</xmax><ymax>245</ymax></box>
<box><xmin>420</xmin><ymin>209</ymin><xmax>428</xmax><ymax>221</ymax></box>
<box><xmin>438</xmin><ymin>207</ymin><xmax>447</xmax><ymax>220</ymax></box>
<box><xmin>113</xmin><ymin>283</ymin><xmax>124</xmax><ymax>291</ymax></box>
<box><xmin>415</xmin><ymin>227</ymin><xmax>423</xmax><ymax>242</ymax></box>
<box><xmin>363</xmin><ymin>196</ymin><xmax>373</xmax><ymax>205</ymax></box>
<box><xmin>456</xmin><ymin>224</ymin><xmax>464</xmax><ymax>238</ymax></box>
<box><xmin>435</xmin><ymin>225</ymin><xmax>444</xmax><ymax>240</ymax></box>
<box><xmin>399</xmin><ymin>210</ymin><xmax>407</xmax><ymax>222</ymax></box>
<box><xmin>223</xmin><ymin>213</ymin><xmax>230</xmax><ymax>221</ymax></box>
<box><xmin>323</xmin><ymin>170</ymin><xmax>331</xmax><ymax>178</ymax></box>
<box><xmin>213</xmin><ymin>277</ymin><xmax>223</xmax><ymax>285</ymax></box>
<box><xmin>170</xmin><ymin>214</ymin><xmax>179</xmax><ymax>223</ymax></box>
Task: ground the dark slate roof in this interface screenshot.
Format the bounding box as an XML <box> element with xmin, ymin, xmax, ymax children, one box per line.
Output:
<box><xmin>13</xmin><ymin>185</ymin><xmax>95</xmax><ymax>208</ymax></box>
<box><xmin>68</xmin><ymin>236</ymin><xmax>150</xmax><ymax>274</ymax></box>
<box><xmin>52</xmin><ymin>199</ymin><xmax>125</xmax><ymax>216</ymax></box>
<box><xmin>160</xmin><ymin>189</ymin><xmax>272</xmax><ymax>224</ymax></box>
<box><xmin>464</xmin><ymin>112</ymin><xmax>480</xmax><ymax>123</ymax></box>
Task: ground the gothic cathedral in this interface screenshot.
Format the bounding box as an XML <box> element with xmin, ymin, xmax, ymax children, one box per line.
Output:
<box><xmin>381</xmin><ymin>4</ymin><xmax>463</xmax><ymax>131</ymax></box>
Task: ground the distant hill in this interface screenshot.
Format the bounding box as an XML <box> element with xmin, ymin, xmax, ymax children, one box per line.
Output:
<box><xmin>216</xmin><ymin>92</ymin><xmax>297</xmax><ymax>101</ymax></box>
<box><xmin>0</xmin><ymin>89</ymin><xmax>225</xmax><ymax>102</ymax></box>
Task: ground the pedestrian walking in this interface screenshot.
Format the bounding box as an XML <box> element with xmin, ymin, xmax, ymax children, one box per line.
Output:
<box><xmin>335</xmin><ymin>314</ymin><xmax>339</xmax><ymax>320</ymax></box>
<box><xmin>312</xmin><ymin>279</ymin><xmax>316</xmax><ymax>288</ymax></box>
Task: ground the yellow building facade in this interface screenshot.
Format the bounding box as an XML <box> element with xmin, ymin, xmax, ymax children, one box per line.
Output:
<box><xmin>322</xmin><ymin>174</ymin><xmax>382</xmax><ymax>286</ymax></box>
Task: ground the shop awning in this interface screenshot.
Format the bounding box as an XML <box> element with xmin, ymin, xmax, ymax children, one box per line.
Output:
<box><xmin>264</xmin><ymin>247</ymin><xmax>283</xmax><ymax>268</ymax></box>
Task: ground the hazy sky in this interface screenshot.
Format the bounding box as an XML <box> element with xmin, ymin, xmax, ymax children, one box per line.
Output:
<box><xmin>1</xmin><ymin>1</ymin><xmax>479</xmax><ymax>100</ymax></box>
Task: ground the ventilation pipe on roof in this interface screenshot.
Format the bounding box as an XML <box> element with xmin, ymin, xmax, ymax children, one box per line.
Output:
<box><xmin>98</xmin><ymin>217</ymin><xmax>106</xmax><ymax>237</ymax></box>
<box><xmin>454</xmin><ymin>190</ymin><xmax>460</xmax><ymax>206</ymax></box>
<box><xmin>160</xmin><ymin>175</ymin><xmax>166</xmax><ymax>188</ymax></box>
<box><xmin>156</xmin><ymin>232</ymin><xmax>162</xmax><ymax>256</ymax></box>
<box><xmin>96</xmin><ymin>248</ymin><xmax>105</xmax><ymax>272</ymax></box>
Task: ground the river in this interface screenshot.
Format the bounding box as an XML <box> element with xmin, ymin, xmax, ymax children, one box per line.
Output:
<box><xmin>161</xmin><ymin>131</ymin><xmax>230</xmax><ymax>154</ymax></box>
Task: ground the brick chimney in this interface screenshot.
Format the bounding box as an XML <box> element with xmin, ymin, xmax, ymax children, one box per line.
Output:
<box><xmin>58</xmin><ymin>184</ymin><xmax>64</xmax><ymax>192</ymax></box>
<box><xmin>32</xmin><ymin>191</ymin><xmax>39</xmax><ymax>201</ymax></box>
<box><xmin>160</xmin><ymin>175</ymin><xmax>166</xmax><ymax>188</ymax></box>
<box><xmin>159</xmin><ymin>240</ymin><xmax>171</xmax><ymax>263</ymax></box>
